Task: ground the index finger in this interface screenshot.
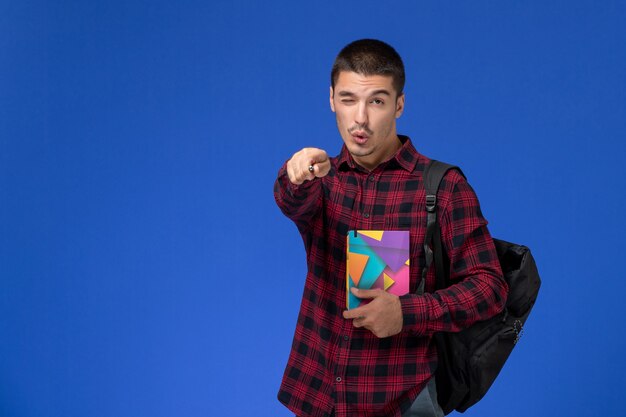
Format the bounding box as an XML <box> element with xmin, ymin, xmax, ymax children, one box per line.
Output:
<box><xmin>306</xmin><ymin>148</ymin><xmax>328</xmax><ymax>164</ymax></box>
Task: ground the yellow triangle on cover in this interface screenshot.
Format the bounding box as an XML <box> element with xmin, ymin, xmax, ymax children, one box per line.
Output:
<box><xmin>348</xmin><ymin>253</ymin><xmax>369</xmax><ymax>286</ymax></box>
<box><xmin>359</xmin><ymin>230</ymin><xmax>384</xmax><ymax>241</ymax></box>
<box><xmin>405</xmin><ymin>258</ymin><xmax>410</xmax><ymax>266</ymax></box>
<box><xmin>384</xmin><ymin>273</ymin><xmax>395</xmax><ymax>290</ymax></box>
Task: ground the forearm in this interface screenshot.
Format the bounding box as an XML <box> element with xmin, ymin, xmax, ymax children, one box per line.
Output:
<box><xmin>400</xmin><ymin>237</ymin><xmax>507</xmax><ymax>335</ymax></box>
<box><xmin>274</xmin><ymin>162</ymin><xmax>323</xmax><ymax>230</ymax></box>
<box><xmin>400</xmin><ymin>174</ymin><xmax>508</xmax><ymax>335</ymax></box>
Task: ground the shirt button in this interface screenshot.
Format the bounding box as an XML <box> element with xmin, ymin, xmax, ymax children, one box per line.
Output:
<box><xmin>336</xmin><ymin>377</ymin><xmax>342</xmax><ymax>383</ymax></box>
<box><xmin>343</xmin><ymin>335</ymin><xmax>349</xmax><ymax>341</ymax></box>
<box><xmin>368</xmin><ymin>176</ymin><xmax>375</xmax><ymax>182</ymax></box>
<box><xmin>363</xmin><ymin>213</ymin><xmax>370</xmax><ymax>218</ymax></box>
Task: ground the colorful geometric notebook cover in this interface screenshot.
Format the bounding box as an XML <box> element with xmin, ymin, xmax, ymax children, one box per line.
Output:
<box><xmin>346</xmin><ymin>230</ymin><xmax>410</xmax><ymax>310</ymax></box>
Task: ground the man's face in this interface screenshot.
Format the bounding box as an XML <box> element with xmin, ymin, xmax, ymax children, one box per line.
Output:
<box><xmin>330</xmin><ymin>71</ymin><xmax>405</xmax><ymax>171</ymax></box>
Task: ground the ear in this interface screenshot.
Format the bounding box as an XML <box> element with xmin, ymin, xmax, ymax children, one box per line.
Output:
<box><xmin>395</xmin><ymin>93</ymin><xmax>405</xmax><ymax>118</ymax></box>
<box><xmin>329</xmin><ymin>86</ymin><xmax>336</xmax><ymax>112</ymax></box>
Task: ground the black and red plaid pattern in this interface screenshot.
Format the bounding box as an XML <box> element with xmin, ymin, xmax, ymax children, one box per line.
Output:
<box><xmin>274</xmin><ymin>136</ymin><xmax>507</xmax><ymax>417</ymax></box>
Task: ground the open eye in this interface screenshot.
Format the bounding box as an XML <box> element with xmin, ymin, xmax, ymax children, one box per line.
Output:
<box><xmin>371</xmin><ymin>98</ymin><xmax>384</xmax><ymax>105</ymax></box>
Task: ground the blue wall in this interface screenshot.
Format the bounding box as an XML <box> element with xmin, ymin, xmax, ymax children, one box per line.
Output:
<box><xmin>2</xmin><ymin>1</ymin><xmax>625</xmax><ymax>416</ymax></box>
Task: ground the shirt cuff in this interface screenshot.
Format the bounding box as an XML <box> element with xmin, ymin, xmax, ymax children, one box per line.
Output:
<box><xmin>278</xmin><ymin>163</ymin><xmax>319</xmax><ymax>197</ymax></box>
<box><xmin>399</xmin><ymin>293</ymin><xmax>429</xmax><ymax>336</ymax></box>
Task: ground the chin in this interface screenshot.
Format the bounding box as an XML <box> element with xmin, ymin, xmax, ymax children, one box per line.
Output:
<box><xmin>348</xmin><ymin>146</ymin><xmax>374</xmax><ymax>158</ymax></box>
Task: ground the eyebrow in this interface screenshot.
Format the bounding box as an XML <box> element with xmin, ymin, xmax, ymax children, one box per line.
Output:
<box><xmin>337</xmin><ymin>89</ymin><xmax>392</xmax><ymax>97</ymax></box>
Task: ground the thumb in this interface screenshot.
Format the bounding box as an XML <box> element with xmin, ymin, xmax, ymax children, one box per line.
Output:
<box><xmin>351</xmin><ymin>287</ymin><xmax>382</xmax><ymax>299</ymax></box>
<box><xmin>313</xmin><ymin>159</ymin><xmax>331</xmax><ymax>178</ymax></box>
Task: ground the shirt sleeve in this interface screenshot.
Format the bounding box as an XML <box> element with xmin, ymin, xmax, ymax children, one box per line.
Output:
<box><xmin>399</xmin><ymin>171</ymin><xmax>508</xmax><ymax>335</ymax></box>
<box><xmin>273</xmin><ymin>161</ymin><xmax>324</xmax><ymax>233</ymax></box>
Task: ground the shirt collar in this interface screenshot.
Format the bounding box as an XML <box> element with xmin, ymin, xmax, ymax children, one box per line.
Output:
<box><xmin>337</xmin><ymin>135</ymin><xmax>420</xmax><ymax>173</ymax></box>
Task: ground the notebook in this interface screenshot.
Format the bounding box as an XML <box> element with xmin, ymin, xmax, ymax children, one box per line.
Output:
<box><xmin>346</xmin><ymin>230</ymin><xmax>410</xmax><ymax>309</ymax></box>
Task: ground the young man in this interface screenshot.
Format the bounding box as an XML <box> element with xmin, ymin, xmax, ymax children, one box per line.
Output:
<box><xmin>274</xmin><ymin>39</ymin><xmax>507</xmax><ymax>417</ymax></box>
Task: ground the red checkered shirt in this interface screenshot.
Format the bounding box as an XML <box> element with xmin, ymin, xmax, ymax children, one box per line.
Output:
<box><xmin>274</xmin><ymin>136</ymin><xmax>507</xmax><ymax>417</ymax></box>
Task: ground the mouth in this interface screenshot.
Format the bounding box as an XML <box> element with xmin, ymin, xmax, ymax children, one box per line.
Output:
<box><xmin>351</xmin><ymin>131</ymin><xmax>369</xmax><ymax>145</ymax></box>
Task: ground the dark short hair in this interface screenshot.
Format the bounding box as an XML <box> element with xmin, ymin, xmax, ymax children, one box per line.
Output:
<box><xmin>331</xmin><ymin>39</ymin><xmax>405</xmax><ymax>95</ymax></box>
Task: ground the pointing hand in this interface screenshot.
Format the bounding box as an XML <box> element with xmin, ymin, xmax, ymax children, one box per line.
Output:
<box><xmin>286</xmin><ymin>148</ymin><xmax>331</xmax><ymax>185</ymax></box>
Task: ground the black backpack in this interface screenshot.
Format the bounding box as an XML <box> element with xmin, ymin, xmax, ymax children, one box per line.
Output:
<box><xmin>419</xmin><ymin>160</ymin><xmax>541</xmax><ymax>415</ymax></box>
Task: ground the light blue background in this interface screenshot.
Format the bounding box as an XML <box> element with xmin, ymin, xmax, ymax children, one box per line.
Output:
<box><xmin>2</xmin><ymin>1</ymin><xmax>625</xmax><ymax>416</ymax></box>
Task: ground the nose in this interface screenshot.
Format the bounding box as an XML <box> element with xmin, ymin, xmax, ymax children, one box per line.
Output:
<box><xmin>354</xmin><ymin>101</ymin><xmax>368</xmax><ymax>126</ymax></box>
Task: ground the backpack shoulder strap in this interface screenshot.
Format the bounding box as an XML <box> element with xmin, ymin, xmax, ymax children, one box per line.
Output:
<box><xmin>418</xmin><ymin>160</ymin><xmax>463</xmax><ymax>294</ymax></box>
<box><xmin>423</xmin><ymin>160</ymin><xmax>458</xmax><ymax>198</ymax></box>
